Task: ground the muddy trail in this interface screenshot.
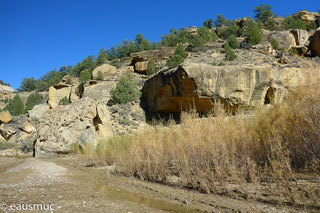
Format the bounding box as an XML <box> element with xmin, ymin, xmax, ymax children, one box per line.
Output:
<box><xmin>0</xmin><ymin>156</ymin><xmax>319</xmax><ymax>213</ymax></box>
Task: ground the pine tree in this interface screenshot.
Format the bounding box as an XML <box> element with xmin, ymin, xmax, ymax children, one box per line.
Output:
<box><xmin>8</xmin><ymin>95</ymin><xmax>25</xmax><ymax>115</ymax></box>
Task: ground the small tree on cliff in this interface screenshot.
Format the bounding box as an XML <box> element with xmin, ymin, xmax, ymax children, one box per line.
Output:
<box><xmin>8</xmin><ymin>95</ymin><xmax>25</xmax><ymax>116</ymax></box>
<box><xmin>110</xmin><ymin>72</ymin><xmax>141</xmax><ymax>105</ymax></box>
<box><xmin>166</xmin><ymin>44</ymin><xmax>187</xmax><ymax>68</ymax></box>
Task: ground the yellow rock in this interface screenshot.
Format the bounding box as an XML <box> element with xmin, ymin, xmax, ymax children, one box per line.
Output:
<box><xmin>0</xmin><ymin>111</ymin><xmax>12</xmax><ymax>124</ymax></box>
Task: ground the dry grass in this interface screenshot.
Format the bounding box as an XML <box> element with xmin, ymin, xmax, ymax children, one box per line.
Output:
<box><xmin>80</xmin><ymin>80</ymin><xmax>320</xmax><ymax>192</ymax></box>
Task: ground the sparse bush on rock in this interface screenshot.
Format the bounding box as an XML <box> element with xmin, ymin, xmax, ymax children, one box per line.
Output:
<box><xmin>25</xmin><ymin>93</ymin><xmax>43</xmax><ymax>112</ymax></box>
<box><xmin>226</xmin><ymin>34</ymin><xmax>240</xmax><ymax>49</ymax></box>
<box><xmin>166</xmin><ymin>44</ymin><xmax>187</xmax><ymax>68</ymax></box>
<box><xmin>8</xmin><ymin>95</ymin><xmax>24</xmax><ymax>116</ymax></box>
<box><xmin>224</xmin><ymin>42</ymin><xmax>237</xmax><ymax>61</ymax></box>
<box><xmin>59</xmin><ymin>96</ymin><xmax>70</xmax><ymax>105</ymax></box>
<box><xmin>110</xmin><ymin>72</ymin><xmax>141</xmax><ymax>105</ymax></box>
<box><xmin>79</xmin><ymin>70</ymin><xmax>92</xmax><ymax>84</ymax></box>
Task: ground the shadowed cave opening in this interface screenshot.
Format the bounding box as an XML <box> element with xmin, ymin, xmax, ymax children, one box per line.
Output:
<box><xmin>264</xmin><ymin>87</ymin><xmax>275</xmax><ymax>105</ymax></box>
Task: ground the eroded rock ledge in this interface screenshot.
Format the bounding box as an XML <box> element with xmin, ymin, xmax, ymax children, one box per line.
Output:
<box><xmin>143</xmin><ymin>62</ymin><xmax>319</xmax><ymax>114</ymax></box>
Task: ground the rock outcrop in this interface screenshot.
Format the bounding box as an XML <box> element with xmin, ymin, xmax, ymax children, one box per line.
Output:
<box><xmin>143</xmin><ymin>62</ymin><xmax>319</xmax><ymax>114</ymax></box>
<box><xmin>28</xmin><ymin>104</ymin><xmax>50</xmax><ymax>120</ymax></box>
<box><xmin>82</xmin><ymin>81</ymin><xmax>116</xmax><ymax>102</ymax></box>
<box><xmin>130</xmin><ymin>47</ymin><xmax>176</xmax><ymax>73</ymax></box>
<box><xmin>0</xmin><ymin>115</ymin><xmax>36</xmax><ymax>145</ymax></box>
<box><xmin>92</xmin><ymin>64</ymin><xmax>118</xmax><ymax>80</ymax></box>
<box><xmin>293</xmin><ymin>10</ymin><xmax>320</xmax><ymax>27</ymax></box>
<box><xmin>262</xmin><ymin>30</ymin><xmax>296</xmax><ymax>51</ymax></box>
<box><xmin>48</xmin><ymin>83</ymin><xmax>82</xmax><ymax>108</ymax></box>
<box><xmin>35</xmin><ymin>97</ymin><xmax>113</xmax><ymax>157</ymax></box>
<box><xmin>311</xmin><ymin>28</ymin><xmax>320</xmax><ymax>57</ymax></box>
<box><xmin>291</xmin><ymin>29</ymin><xmax>309</xmax><ymax>46</ymax></box>
<box><xmin>0</xmin><ymin>84</ymin><xmax>14</xmax><ymax>109</ymax></box>
<box><xmin>0</xmin><ymin>111</ymin><xmax>12</xmax><ymax>124</ymax></box>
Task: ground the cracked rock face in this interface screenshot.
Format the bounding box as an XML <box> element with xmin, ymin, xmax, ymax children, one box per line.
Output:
<box><xmin>142</xmin><ymin>61</ymin><xmax>319</xmax><ymax>114</ymax></box>
<box><xmin>35</xmin><ymin>97</ymin><xmax>113</xmax><ymax>157</ymax></box>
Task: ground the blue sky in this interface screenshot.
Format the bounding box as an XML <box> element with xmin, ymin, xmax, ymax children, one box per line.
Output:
<box><xmin>0</xmin><ymin>0</ymin><xmax>318</xmax><ymax>89</ymax></box>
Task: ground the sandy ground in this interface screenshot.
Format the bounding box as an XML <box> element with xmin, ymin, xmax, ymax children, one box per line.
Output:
<box><xmin>0</xmin><ymin>156</ymin><xmax>319</xmax><ymax>213</ymax></box>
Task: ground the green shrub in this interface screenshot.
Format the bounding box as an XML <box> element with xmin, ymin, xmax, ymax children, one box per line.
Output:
<box><xmin>219</xmin><ymin>21</ymin><xmax>240</xmax><ymax>38</ymax></box>
<box><xmin>307</xmin><ymin>21</ymin><xmax>318</xmax><ymax>31</ymax></box>
<box><xmin>59</xmin><ymin>97</ymin><xmax>70</xmax><ymax>105</ymax></box>
<box><xmin>166</xmin><ymin>44</ymin><xmax>187</xmax><ymax>68</ymax></box>
<box><xmin>203</xmin><ymin>18</ymin><xmax>214</xmax><ymax>29</ymax></box>
<box><xmin>110</xmin><ymin>72</ymin><xmax>141</xmax><ymax>105</ymax></box>
<box><xmin>254</xmin><ymin>4</ymin><xmax>275</xmax><ymax>30</ymax></box>
<box><xmin>224</xmin><ymin>43</ymin><xmax>237</xmax><ymax>61</ymax></box>
<box><xmin>79</xmin><ymin>70</ymin><xmax>92</xmax><ymax>84</ymax></box>
<box><xmin>8</xmin><ymin>95</ymin><xmax>25</xmax><ymax>116</ymax></box>
<box><xmin>218</xmin><ymin>61</ymin><xmax>225</xmax><ymax>66</ymax></box>
<box><xmin>242</xmin><ymin>20</ymin><xmax>262</xmax><ymax>45</ymax></box>
<box><xmin>97</xmin><ymin>71</ymin><xmax>104</xmax><ymax>80</ymax></box>
<box><xmin>283</xmin><ymin>15</ymin><xmax>307</xmax><ymax>30</ymax></box>
<box><xmin>271</xmin><ymin>39</ymin><xmax>279</xmax><ymax>50</ymax></box>
<box><xmin>25</xmin><ymin>93</ymin><xmax>43</xmax><ymax>112</ymax></box>
<box><xmin>226</xmin><ymin>35</ymin><xmax>240</xmax><ymax>49</ymax></box>
<box><xmin>147</xmin><ymin>59</ymin><xmax>156</xmax><ymax>76</ymax></box>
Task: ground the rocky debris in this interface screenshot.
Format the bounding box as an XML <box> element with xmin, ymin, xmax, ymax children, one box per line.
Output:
<box><xmin>252</xmin><ymin>41</ymin><xmax>275</xmax><ymax>55</ymax></box>
<box><xmin>0</xmin><ymin>111</ymin><xmax>12</xmax><ymax>124</ymax></box>
<box><xmin>143</xmin><ymin>60</ymin><xmax>319</xmax><ymax>114</ymax></box>
<box><xmin>28</xmin><ymin>104</ymin><xmax>50</xmax><ymax>120</ymax></box>
<box><xmin>60</xmin><ymin>75</ymin><xmax>80</xmax><ymax>85</ymax></box>
<box><xmin>184</xmin><ymin>26</ymin><xmax>198</xmax><ymax>35</ymax></box>
<box><xmin>278</xmin><ymin>57</ymin><xmax>289</xmax><ymax>64</ymax></box>
<box><xmin>292</xmin><ymin>10</ymin><xmax>320</xmax><ymax>27</ymax></box>
<box><xmin>83</xmin><ymin>81</ymin><xmax>116</xmax><ymax>102</ymax></box>
<box><xmin>310</xmin><ymin>27</ymin><xmax>320</xmax><ymax>57</ymax></box>
<box><xmin>92</xmin><ymin>64</ymin><xmax>118</xmax><ymax>80</ymax></box>
<box><xmin>262</xmin><ymin>30</ymin><xmax>296</xmax><ymax>51</ymax></box>
<box><xmin>35</xmin><ymin>97</ymin><xmax>113</xmax><ymax>157</ymax></box>
<box><xmin>0</xmin><ymin>125</ymin><xmax>17</xmax><ymax>139</ymax></box>
<box><xmin>109</xmin><ymin>102</ymin><xmax>146</xmax><ymax>135</ymax></box>
<box><xmin>0</xmin><ymin>115</ymin><xmax>37</xmax><ymax>147</ymax></box>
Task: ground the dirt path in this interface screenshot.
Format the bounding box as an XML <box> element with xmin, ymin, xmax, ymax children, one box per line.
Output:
<box><xmin>0</xmin><ymin>156</ymin><xmax>319</xmax><ymax>213</ymax></box>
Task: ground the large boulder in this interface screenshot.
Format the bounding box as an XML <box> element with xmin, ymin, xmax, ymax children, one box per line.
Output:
<box><xmin>310</xmin><ymin>28</ymin><xmax>320</xmax><ymax>57</ymax></box>
<box><xmin>92</xmin><ymin>64</ymin><xmax>117</xmax><ymax>80</ymax></box>
<box><xmin>262</xmin><ymin>30</ymin><xmax>296</xmax><ymax>51</ymax></box>
<box><xmin>28</xmin><ymin>104</ymin><xmax>50</xmax><ymax>120</ymax></box>
<box><xmin>48</xmin><ymin>84</ymin><xmax>74</xmax><ymax>108</ymax></box>
<box><xmin>0</xmin><ymin>111</ymin><xmax>12</xmax><ymax>124</ymax></box>
<box><xmin>82</xmin><ymin>81</ymin><xmax>116</xmax><ymax>102</ymax></box>
<box><xmin>35</xmin><ymin>97</ymin><xmax>113</xmax><ymax>157</ymax></box>
<box><xmin>252</xmin><ymin>41</ymin><xmax>274</xmax><ymax>55</ymax></box>
<box><xmin>142</xmin><ymin>62</ymin><xmax>318</xmax><ymax>114</ymax></box>
<box><xmin>135</xmin><ymin>61</ymin><xmax>148</xmax><ymax>73</ymax></box>
<box><xmin>0</xmin><ymin>125</ymin><xmax>17</xmax><ymax>139</ymax></box>
<box><xmin>291</xmin><ymin>29</ymin><xmax>310</xmax><ymax>46</ymax></box>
